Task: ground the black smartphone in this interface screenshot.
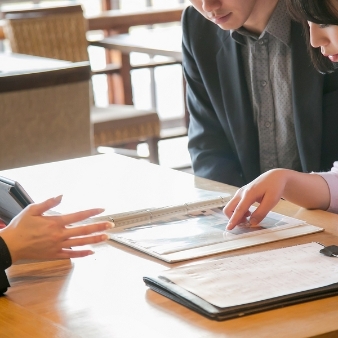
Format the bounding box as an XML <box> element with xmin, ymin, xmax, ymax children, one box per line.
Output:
<box><xmin>0</xmin><ymin>176</ymin><xmax>34</xmax><ymax>225</ymax></box>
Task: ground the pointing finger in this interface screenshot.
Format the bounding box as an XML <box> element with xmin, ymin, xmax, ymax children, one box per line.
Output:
<box><xmin>249</xmin><ymin>192</ymin><xmax>282</xmax><ymax>226</ymax></box>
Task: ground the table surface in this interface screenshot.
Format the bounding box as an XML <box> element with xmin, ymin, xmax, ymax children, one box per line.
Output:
<box><xmin>0</xmin><ymin>52</ymin><xmax>70</xmax><ymax>76</ymax></box>
<box><xmin>86</xmin><ymin>5</ymin><xmax>186</xmax><ymax>32</ymax></box>
<box><xmin>0</xmin><ymin>52</ymin><xmax>90</xmax><ymax>94</ymax></box>
<box><xmin>2</xmin><ymin>154</ymin><xmax>338</xmax><ymax>338</ymax></box>
<box><xmin>90</xmin><ymin>24</ymin><xmax>183</xmax><ymax>108</ymax></box>
<box><xmin>91</xmin><ymin>25</ymin><xmax>183</xmax><ymax>61</ymax></box>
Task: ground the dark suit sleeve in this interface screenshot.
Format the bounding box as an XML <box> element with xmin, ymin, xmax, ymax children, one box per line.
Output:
<box><xmin>182</xmin><ymin>7</ymin><xmax>245</xmax><ymax>187</ymax></box>
<box><xmin>0</xmin><ymin>236</ymin><xmax>12</xmax><ymax>295</ymax></box>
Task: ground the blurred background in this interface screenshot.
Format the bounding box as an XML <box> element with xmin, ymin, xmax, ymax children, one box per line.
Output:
<box><xmin>0</xmin><ymin>0</ymin><xmax>192</xmax><ymax>171</ymax></box>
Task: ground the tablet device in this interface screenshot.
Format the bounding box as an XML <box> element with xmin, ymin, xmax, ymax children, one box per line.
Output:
<box><xmin>0</xmin><ymin>176</ymin><xmax>34</xmax><ymax>225</ymax></box>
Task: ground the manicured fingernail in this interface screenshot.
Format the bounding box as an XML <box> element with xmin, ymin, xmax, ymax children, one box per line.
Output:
<box><xmin>250</xmin><ymin>218</ymin><xmax>258</xmax><ymax>226</ymax></box>
<box><xmin>54</xmin><ymin>195</ymin><xmax>63</xmax><ymax>203</ymax></box>
<box><xmin>105</xmin><ymin>222</ymin><xmax>114</xmax><ymax>229</ymax></box>
<box><xmin>226</xmin><ymin>222</ymin><xmax>232</xmax><ymax>230</ymax></box>
<box><xmin>95</xmin><ymin>208</ymin><xmax>105</xmax><ymax>213</ymax></box>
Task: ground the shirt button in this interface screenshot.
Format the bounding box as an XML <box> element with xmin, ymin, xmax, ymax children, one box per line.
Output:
<box><xmin>259</xmin><ymin>40</ymin><xmax>264</xmax><ymax>45</ymax></box>
<box><xmin>265</xmin><ymin>121</ymin><xmax>271</xmax><ymax>128</ymax></box>
<box><xmin>261</xmin><ymin>80</ymin><xmax>267</xmax><ymax>87</ymax></box>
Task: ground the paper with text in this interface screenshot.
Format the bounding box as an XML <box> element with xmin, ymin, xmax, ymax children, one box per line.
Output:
<box><xmin>160</xmin><ymin>242</ymin><xmax>338</xmax><ymax>308</ymax></box>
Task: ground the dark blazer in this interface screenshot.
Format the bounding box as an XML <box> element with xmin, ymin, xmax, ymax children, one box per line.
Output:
<box><xmin>0</xmin><ymin>237</ymin><xmax>11</xmax><ymax>295</ymax></box>
<box><xmin>0</xmin><ymin>270</ymin><xmax>9</xmax><ymax>295</ymax></box>
<box><xmin>183</xmin><ymin>6</ymin><xmax>338</xmax><ymax>187</ymax></box>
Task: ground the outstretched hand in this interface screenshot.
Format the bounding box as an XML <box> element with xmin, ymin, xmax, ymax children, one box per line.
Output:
<box><xmin>223</xmin><ymin>169</ymin><xmax>291</xmax><ymax>230</ymax></box>
<box><xmin>0</xmin><ymin>195</ymin><xmax>113</xmax><ymax>263</ymax></box>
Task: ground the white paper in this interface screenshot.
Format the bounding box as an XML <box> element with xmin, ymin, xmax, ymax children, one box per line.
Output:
<box><xmin>160</xmin><ymin>242</ymin><xmax>338</xmax><ymax>308</ymax></box>
<box><xmin>111</xmin><ymin>208</ymin><xmax>304</xmax><ymax>255</ymax></box>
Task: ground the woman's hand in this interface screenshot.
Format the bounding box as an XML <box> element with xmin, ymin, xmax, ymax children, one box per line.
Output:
<box><xmin>223</xmin><ymin>169</ymin><xmax>330</xmax><ymax>230</ymax></box>
<box><xmin>0</xmin><ymin>195</ymin><xmax>113</xmax><ymax>263</ymax></box>
<box><xmin>224</xmin><ymin>169</ymin><xmax>289</xmax><ymax>230</ymax></box>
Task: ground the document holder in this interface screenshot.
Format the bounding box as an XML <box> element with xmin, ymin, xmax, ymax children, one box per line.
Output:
<box><xmin>0</xmin><ymin>176</ymin><xmax>33</xmax><ymax>224</ymax></box>
<box><xmin>143</xmin><ymin>276</ymin><xmax>338</xmax><ymax>321</ymax></box>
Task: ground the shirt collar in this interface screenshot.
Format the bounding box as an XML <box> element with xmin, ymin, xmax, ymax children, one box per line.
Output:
<box><xmin>231</xmin><ymin>0</ymin><xmax>291</xmax><ymax>47</ymax></box>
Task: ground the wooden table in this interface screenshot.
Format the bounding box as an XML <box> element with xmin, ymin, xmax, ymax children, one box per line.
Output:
<box><xmin>2</xmin><ymin>154</ymin><xmax>338</xmax><ymax>337</ymax></box>
<box><xmin>86</xmin><ymin>5</ymin><xmax>186</xmax><ymax>32</ymax></box>
<box><xmin>0</xmin><ymin>52</ymin><xmax>90</xmax><ymax>92</ymax></box>
<box><xmin>0</xmin><ymin>53</ymin><xmax>92</xmax><ymax>171</ymax></box>
<box><xmin>91</xmin><ymin>25</ymin><xmax>186</xmax><ymax>127</ymax></box>
<box><xmin>88</xmin><ymin>5</ymin><xmax>185</xmax><ymax>106</ymax></box>
<box><xmin>91</xmin><ymin>25</ymin><xmax>182</xmax><ymax>61</ymax></box>
<box><xmin>0</xmin><ymin>5</ymin><xmax>186</xmax><ymax>106</ymax></box>
<box><xmin>0</xmin><ymin>4</ymin><xmax>185</xmax><ymax>36</ymax></box>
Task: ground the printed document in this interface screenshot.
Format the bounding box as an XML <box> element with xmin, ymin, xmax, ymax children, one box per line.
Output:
<box><xmin>160</xmin><ymin>242</ymin><xmax>338</xmax><ymax>307</ymax></box>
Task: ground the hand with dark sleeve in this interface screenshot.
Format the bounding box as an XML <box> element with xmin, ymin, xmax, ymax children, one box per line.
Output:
<box><xmin>0</xmin><ymin>196</ymin><xmax>113</xmax><ymax>295</ymax></box>
<box><xmin>0</xmin><ymin>236</ymin><xmax>11</xmax><ymax>295</ymax></box>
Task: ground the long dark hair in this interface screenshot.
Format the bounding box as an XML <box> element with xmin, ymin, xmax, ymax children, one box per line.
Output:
<box><xmin>286</xmin><ymin>0</ymin><xmax>338</xmax><ymax>73</ymax></box>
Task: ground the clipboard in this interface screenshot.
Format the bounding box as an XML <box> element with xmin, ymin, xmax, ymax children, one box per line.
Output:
<box><xmin>143</xmin><ymin>243</ymin><xmax>338</xmax><ymax>321</ymax></box>
<box><xmin>0</xmin><ymin>176</ymin><xmax>33</xmax><ymax>225</ymax></box>
<box><xmin>143</xmin><ymin>275</ymin><xmax>338</xmax><ymax>321</ymax></box>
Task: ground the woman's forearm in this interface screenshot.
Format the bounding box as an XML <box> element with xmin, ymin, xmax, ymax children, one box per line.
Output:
<box><xmin>282</xmin><ymin>171</ymin><xmax>330</xmax><ymax>210</ymax></box>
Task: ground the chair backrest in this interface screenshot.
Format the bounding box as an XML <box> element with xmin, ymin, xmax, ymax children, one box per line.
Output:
<box><xmin>4</xmin><ymin>4</ymin><xmax>89</xmax><ymax>62</ymax></box>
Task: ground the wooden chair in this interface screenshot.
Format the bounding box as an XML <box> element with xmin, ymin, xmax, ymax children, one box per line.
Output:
<box><xmin>0</xmin><ymin>54</ymin><xmax>92</xmax><ymax>170</ymax></box>
<box><xmin>3</xmin><ymin>4</ymin><xmax>160</xmax><ymax>164</ymax></box>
